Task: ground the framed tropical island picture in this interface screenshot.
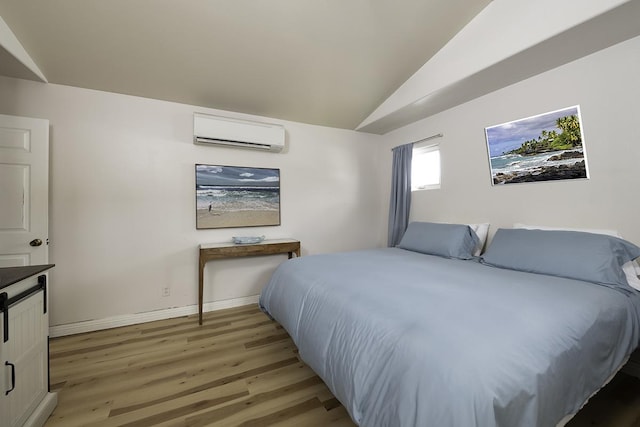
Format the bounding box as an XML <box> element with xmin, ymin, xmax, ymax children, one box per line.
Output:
<box><xmin>195</xmin><ymin>164</ymin><xmax>280</xmax><ymax>229</ymax></box>
<box><xmin>485</xmin><ymin>106</ymin><xmax>589</xmax><ymax>185</ymax></box>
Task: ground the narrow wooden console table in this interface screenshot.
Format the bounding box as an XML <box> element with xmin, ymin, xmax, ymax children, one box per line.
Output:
<box><xmin>198</xmin><ymin>239</ymin><xmax>301</xmax><ymax>325</ymax></box>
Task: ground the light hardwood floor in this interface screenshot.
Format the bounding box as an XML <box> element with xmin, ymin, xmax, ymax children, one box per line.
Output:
<box><xmin>46</xmin><ymin>305</ymin><xmax>640</xmax><ymax>427</ymax></box>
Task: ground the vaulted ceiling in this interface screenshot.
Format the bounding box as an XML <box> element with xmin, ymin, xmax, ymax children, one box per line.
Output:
<box><xmin>3</xmin><ymin>1</ymin><xmax>639</xmax><ymax>135</ymax></box>
<box><xmin>0</xmin><ymin>0</ymin><xmax>491</xmax><ymax>130</ymax></box>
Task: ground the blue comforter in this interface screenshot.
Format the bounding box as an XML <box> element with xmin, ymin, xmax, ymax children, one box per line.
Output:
<box><xmin>259</xmin><ymin>248</ymin><xmax>640</xmax><ymax>426</ymax></box>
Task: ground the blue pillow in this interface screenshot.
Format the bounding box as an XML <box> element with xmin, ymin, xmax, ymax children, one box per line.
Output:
<box><xmin>397</xmin><ymin>222</ymin><xmax>479</xmax><ymax>260</ymax></box>
<box><xmin>481</xmin><ymin>228</ymin><xmax>640</xmax><ymax>290</ymax></box>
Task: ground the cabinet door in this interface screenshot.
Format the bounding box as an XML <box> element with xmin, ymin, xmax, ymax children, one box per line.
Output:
<box><xmin>0</xmin><ymin>311</ymin><xmax>6</xmax><ymax>422</ymax></box>
<box><xmin>3</xmin><ymin>290</ymin><xmax>47</xmax><ymax>427</ymax></box>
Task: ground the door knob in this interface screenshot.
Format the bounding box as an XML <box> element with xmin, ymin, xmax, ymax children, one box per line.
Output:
<box><xmin>30</xmin><ymin>238</ymin><xmax>43</xmax><ymax>247</ymax></box>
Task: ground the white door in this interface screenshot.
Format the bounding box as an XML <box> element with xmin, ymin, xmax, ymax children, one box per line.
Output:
<box><xmin>0</xmin><ymin>114</ymin><xmax>49</xmax><ymax>267</ymax></box>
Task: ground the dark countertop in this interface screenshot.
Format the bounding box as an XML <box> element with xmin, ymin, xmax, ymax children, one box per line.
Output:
<box><xmin>0</xmin><ymin>264</ymin><xmax>55</xmax><ymax>290</ymax></box>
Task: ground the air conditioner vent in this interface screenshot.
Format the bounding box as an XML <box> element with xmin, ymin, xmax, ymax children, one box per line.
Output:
<box><xmin>193</xmin><ymin>113</ymin><xmax>285</xmax><ymax>152</ymax></box>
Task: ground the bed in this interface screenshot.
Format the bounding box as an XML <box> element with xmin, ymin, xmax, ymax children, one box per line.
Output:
<box><xmin>259</xmin><ymin>223</ymin><xmax>640</xmax><ymax>427</ymax></box>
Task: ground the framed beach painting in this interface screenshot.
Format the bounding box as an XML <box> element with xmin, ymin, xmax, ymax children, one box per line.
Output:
<box><xmin>195</xmin><ymin>164</ymin><xmax>280</xmax><ymax>229</ymax></box>
<box><xmin>485</xmin><ymin>106</ymin><xmax>589</xmax><ymax>185</ymax></box>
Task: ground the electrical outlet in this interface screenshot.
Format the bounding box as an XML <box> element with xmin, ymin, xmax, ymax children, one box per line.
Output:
<box><xmin>162</xmin><ymin>287</ymin><xmax>170</xmax><ymax>297</ymax></box>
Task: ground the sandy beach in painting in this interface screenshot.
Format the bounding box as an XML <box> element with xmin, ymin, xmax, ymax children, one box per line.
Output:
<box><xmin>195</xmin><ymin>165</ymin><xmax>281</xmax><ymax>229</ymax></box>
<box><xmin>197</xmin><ymin>209</ymin><xmax>280</xmax><ymax>229</ymax></box>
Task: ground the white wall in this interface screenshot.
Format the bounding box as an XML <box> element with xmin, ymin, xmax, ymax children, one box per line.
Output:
<box><xmin>378</xmin><ymin>35</ymin><xmax>640</xmax><ymax>246</ymax></box>
<box><xmin>3</xmin><ymin>33</ymin><xmax>637</xmax><ymax>329</ymax></box>
<box><xmin>0</xmin><ymin>76</ymin><xmax>383</xmax><ymax>327</ymax></box>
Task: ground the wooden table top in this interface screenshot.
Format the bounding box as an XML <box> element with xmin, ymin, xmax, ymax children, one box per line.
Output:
<box><xmin>200</xmin><ymin>239</ymin><xmax>299</xmax><ymax>250</ymax></box>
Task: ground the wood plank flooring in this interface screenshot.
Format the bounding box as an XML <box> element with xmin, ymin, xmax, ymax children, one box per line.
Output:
<box><xmin>46</xmin><ymin>305</ymin><xmax>640</xmax><ymax>427</ymax></box>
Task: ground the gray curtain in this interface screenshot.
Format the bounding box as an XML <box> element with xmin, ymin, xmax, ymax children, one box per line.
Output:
<box><xmin>387</xmin><ymin>142</ymin><xmax>413</xmax><ymax>247</ymax></box>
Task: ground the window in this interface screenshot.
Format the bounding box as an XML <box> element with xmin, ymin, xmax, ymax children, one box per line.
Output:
<box><xmin>412</xmin><ymin>143</ymin><xmax>440</xmax><ymax>191</ymax></box>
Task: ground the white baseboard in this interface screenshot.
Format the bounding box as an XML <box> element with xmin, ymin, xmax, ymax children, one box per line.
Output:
<box><xmin>24</xmin><ymin>392</ymin><xmax>57</xmax><ymax>427</ymax></box>
<box><xmin>49</xmin><ymin>295</ymin><xmax>260</xmax><ymax>338</ymax></box>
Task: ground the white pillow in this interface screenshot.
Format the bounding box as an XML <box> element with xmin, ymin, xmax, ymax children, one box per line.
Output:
<box><xmin>513</xmin><ymin>223</ymin><xmax>640</xmax><ymax>291</ymax></box>
<box><xmin>468</xmin><ymin>223</ymin><xmax>490</xmax><ymax>256</ymax></box>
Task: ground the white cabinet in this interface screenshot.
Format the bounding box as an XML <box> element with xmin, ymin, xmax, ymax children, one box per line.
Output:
<box><xmin>0</xmin><ymin>267</ymin><xmax>56</xmax><ymax>427</ymax></box>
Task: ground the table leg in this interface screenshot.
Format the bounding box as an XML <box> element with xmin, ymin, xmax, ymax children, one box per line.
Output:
<box><xmin>288</xmin><ymin>246</ymin><xmax>301</xmax><ymax>259</ymax></box>
<box><xmin>199</xmin><ymin>257</ymin><xmax>204</xmax><ymax>325</ymax></box>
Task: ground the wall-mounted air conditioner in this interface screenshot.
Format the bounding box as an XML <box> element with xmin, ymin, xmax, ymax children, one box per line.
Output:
<box><xmin>193</xmin><ymin>113</ymin><xmax>285</xmax><ymax>153</ymax></box>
